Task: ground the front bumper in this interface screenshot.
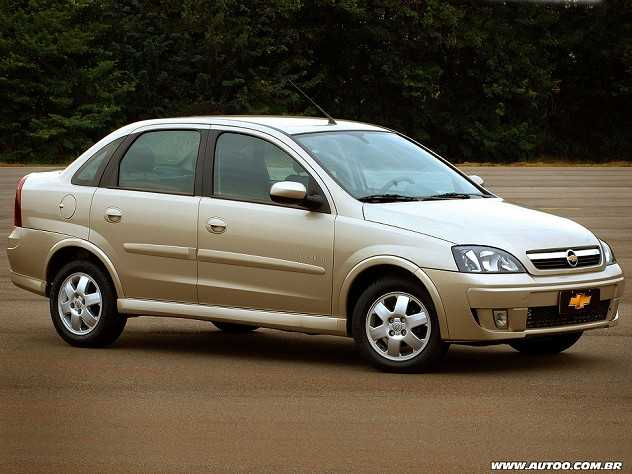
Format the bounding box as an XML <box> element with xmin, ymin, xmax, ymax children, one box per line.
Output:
<box><xmin>425</xmin><ymin>264</ymin><xmax>625</xmax><ymax>342</ymax></box>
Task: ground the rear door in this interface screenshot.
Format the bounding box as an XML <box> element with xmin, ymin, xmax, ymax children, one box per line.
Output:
<box><xmin>196</xmin><ymin>128</ymin><xmax>335</xmax><ymax>315</ymax></box>
<box><xmin>90</xmin><ymin>125</ymin><xmax>208</xmax><ymax>303</ymax></box>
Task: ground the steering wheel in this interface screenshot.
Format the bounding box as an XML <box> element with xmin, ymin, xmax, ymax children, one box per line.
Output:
<box><xmin>378</xmin><ymin>176</ymin><xmax>415</xmax><ymax>193</ymax></box>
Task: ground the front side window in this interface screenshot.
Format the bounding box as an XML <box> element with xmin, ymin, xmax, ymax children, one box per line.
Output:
<box><xmin>72</xmin><ymin>137</ymin><xmax>124</xmax><ymax>186</ymax></box>
<box><xmin>294</xmin><ymin>131</ymin><xmax>487</xmax><ymax>200</ymax></box>
<box><xmin>213</xmin><ymin>133</ymin><xmax>310</xmax><ymax>204</ymax></box>
<box><xmin>118</xmin><ymin>130</ymin><xmax>200</xmax><ymax>194</ymax></box>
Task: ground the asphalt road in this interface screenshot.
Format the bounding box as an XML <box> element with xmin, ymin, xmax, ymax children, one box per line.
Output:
<box><xmin>1</xmin><ymin>166</ymin><xmax>630</xmax><ymax>473</ymax></box>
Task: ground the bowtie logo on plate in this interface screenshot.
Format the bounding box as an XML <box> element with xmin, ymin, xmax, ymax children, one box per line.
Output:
<box><xmin>568</xmin><ymin>293</ymin><xmax>591</xmax><ymax>310</ymax></box>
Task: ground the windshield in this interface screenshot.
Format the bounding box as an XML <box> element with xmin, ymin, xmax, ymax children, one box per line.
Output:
<box><xmin>294</xmin><ymin>131</ymin><xmax>487</xmax><ymax>201</ymax></box>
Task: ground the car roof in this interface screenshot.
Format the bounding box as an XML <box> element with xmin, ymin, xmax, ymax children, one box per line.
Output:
<box><xmin>124</xmin><ymin>116</ymin><xmax>389</xmax><ymax>135</ymax></box>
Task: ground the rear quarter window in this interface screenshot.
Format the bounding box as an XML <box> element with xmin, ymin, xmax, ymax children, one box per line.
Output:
<box><xmin>72</xmin><ymin>137</ymin><xmax>124</xmax><ymax>186</ymax></box>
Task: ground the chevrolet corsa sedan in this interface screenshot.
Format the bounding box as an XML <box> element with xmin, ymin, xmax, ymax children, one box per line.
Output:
<box><xmin>8</xmin><ymin>117</ymin><xmax>625</xmax><ymax>372</ymax></box>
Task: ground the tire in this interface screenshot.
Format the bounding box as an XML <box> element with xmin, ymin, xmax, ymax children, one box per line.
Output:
<box><xmin>352</xmin><ymin>276</ymin><xmax>449</xmax><ymax>373</ymax></box>
<box><xmin>212</xmin><ymin>321</ymin><xmax>258</xmax><ymax>333</ymax></box>
<box><xmin>508</xmin><ymin>332</ymin><xmax>583</xmax><ymax>355</ymax></box>
<box><xmin>49</xmin><ymin>260</ymin><xmax>126</xmax><ymax>347</ymax></box>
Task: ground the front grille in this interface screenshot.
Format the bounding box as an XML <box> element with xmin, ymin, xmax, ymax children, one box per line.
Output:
<box><xmin>526</xmin><ymin>300</ymin><xmax>610</xmax><ymax>329</ymax></box>
<box><xmin>527</xmin><ymin>246</ymin><xmax>601</xmax><ymax>270</ymax></box>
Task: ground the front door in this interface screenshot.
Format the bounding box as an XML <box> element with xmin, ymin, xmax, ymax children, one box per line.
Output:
<box><xmin>197</xmin><ymin>130</ymin><xmax>335</xmax><ymax>315</ymax></box>
<box><xmin>90</xmin><ymin>127</ymin><xmax>205</xmax><ymax>303</ymax></box>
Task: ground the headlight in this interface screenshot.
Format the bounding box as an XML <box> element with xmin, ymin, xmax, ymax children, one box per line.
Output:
<box><xmin>601</xmin><ymin>240</ymin><xmax>616</xmax><ymax>265</ymax></box>
<box><xmin>452</xmin><ymin>245</ymin><xmax>526</xmax><ymax>273</ymax></box>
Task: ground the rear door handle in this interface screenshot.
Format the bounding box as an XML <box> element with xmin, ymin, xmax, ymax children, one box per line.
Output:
<box><xmin>206</xmin><ymin>217</ymin><xmax>226</xmax><ymax>234</ymax></box>
<box><xmin>105</xmin><ymin>207</ymin><xmax>122</xmax><ymax>223</ymax></box>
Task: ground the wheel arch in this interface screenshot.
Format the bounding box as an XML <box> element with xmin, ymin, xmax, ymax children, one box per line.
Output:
<box><xmin>45</xmin><ymin>239</ymin><xmax>124</xmax><ymax>298</ymax></box>
<box><xmin>338</xmin><ymin>256</ymin><xmax>449</xmax><ymax>338</ymax></box>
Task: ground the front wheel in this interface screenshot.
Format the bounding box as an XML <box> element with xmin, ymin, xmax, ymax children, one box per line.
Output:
<box><xmin>352</xmin><ymin>277</ymin><xmax>448</xmax><ymax>373</ymax></box>
<box><xmin>508</xmin><ymin>332</ymin><xmax>583</xmax><ymax>355</ymax></box>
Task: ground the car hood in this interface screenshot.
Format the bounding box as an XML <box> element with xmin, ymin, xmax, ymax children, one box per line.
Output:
<box><xmin>363</xmin><ymin>198</ymin><xmax>600</xmax><ymax>258</ymax></box>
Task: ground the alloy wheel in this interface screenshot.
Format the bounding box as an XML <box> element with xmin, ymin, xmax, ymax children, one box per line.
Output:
<box><xmin>57</xmin><ymin>272</ymin><xmax>102</xmax><ymax>335</ymax></box>
<box><xmin>365</xmin><ymin>291</ymin><xmax>432</xmax><ymax>361</ymax></box>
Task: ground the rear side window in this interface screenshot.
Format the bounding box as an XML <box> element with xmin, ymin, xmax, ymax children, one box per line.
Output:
<box><xmin>118</xmin><ymin>130</ymin><xmax>200</xmax><ymax>195</ymax></box>
<box><xmin>72</xmin><ymin>137</ymin><xmax>124</xmax><ymax>186</ymax></box>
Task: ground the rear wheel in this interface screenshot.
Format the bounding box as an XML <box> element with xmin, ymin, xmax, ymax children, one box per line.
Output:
<box><xmin>50</xmin><ymin>260</ymin><xmax>126</xmax><ymax>347</ymax></box>
<box><xmin>352</xmin><ymin>276</ymin><xmax>448</xmax><ymax>373</ymax></box>
<box><xmin>508</xmin><ymin>332</ymin><xmax>583</xmax><ymax>354</ymax></box>
<box><xmin>212</xmin><ymin>321</ymin><xmax>258</xmax><ymax>333</ymax></box>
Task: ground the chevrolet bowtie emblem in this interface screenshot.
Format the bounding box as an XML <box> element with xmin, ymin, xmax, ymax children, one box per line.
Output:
<box><xmin>568</xmin><ymin>293</ymin><xmax>591</xmax><ymax>310</ymax></box>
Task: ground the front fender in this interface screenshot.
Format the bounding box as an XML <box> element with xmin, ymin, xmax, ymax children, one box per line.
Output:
<box><xmin>335</xmin><ymin>255</ymin><xmax>450</xmax><ymax>339</ymax></box>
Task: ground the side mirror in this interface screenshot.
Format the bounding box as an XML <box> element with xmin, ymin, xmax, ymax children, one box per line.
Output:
<box><xmin>469</xmin><ymin>175</ymin><xmax>485</xmax><ymax>186</ymax></box>
<box><xmin>270</xmin><ymin>181</ymin><xmax>324</xmax><ymax>210</ymax></box>
<box><xmin>270</xmin><ymin>181</ymin><xmax>307</xmax><ymax>201</ymax></box>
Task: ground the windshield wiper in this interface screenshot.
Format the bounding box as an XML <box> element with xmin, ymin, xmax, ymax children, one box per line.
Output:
<box><xmin>359</xmin><ymin>192</ymin><xmax>489</xmax><ymax>203</ymax></box>
<box><xmin>421</xmin><ymin>192</ymin><xmax>485</xmax><ymax>201</ymax></box>
<box><xmin>357</xmin><ymin>194</ymin><xmax>421</xmax><ymax>203</ymax></box>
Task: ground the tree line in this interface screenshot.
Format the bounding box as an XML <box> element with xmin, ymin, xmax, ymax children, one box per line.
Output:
<box><xmin>1</xmin><ymin>0</ymin><xmax>630</xmax><ymax>163</ymax></box>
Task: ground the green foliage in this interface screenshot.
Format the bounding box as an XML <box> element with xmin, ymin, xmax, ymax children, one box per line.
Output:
<box><xmin>545</xmin><ymin>0</ymin><xmax>632</xmax><ymax>161</ymax></box>
<box><xmin>0</xmin><ymin>0</ymin><xmax>134</xmax><ymax>162</ymax></box>
<box><xmin>0</xmin><ymin>0</ymin><xmax>629</xmax><ymax>163</ymax></box>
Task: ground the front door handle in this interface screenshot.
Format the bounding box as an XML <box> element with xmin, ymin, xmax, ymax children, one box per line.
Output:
<box><xmin>105</xmin><ymin>207</ymin><xmax>122</xmax><ymax>223</ymax></box>
<box><xmin>206</xmin><ymin>217</ymin><xmax>226</xmax><ymax>234</ymax></box>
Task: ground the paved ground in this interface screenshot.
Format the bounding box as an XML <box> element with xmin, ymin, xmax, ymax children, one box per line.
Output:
<box><xmin>1</xmin><ymin>166</ymin><xmax>630</xmax><ymax>473</ymax></box>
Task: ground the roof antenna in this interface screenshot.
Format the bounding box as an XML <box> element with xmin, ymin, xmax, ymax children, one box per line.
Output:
<box><xmin>288</xmin><ymin>79</ymin><xmax>337</xmax><ymax>125</ymax></box>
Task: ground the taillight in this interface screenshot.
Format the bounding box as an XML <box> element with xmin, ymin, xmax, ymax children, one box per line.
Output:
<box><xmin>14</xmin><ymin>175</ymin><xmax>28</xmax><ymax>227</ymax></box>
